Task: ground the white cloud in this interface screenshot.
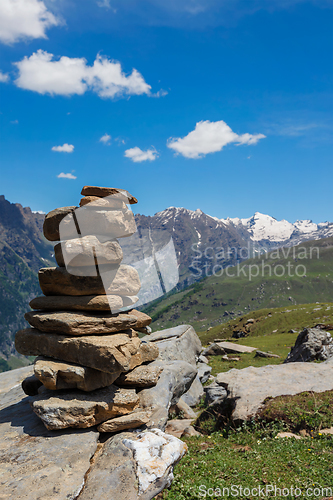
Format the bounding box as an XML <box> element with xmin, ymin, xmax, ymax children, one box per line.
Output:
<box><xmin>0</xmin><ymin>0</ymin><xmax>59</xmax><ymax>45</ymax></box>
<box><xmin>124</xmin><ymin>147</ymin><xmax>159</xmax><ymax>163</ymax></box>
<box><xmin>10</xmin><ymin>119</ymin><xmax>19</xmax><ymax>124</ymax></box>
<box><xmin>99</xmin><ymin>133</ymin><xmax>111</xmax><ymax>144</ymax></box>
<box><xmin>14</xmin><ymin>50</ymin><xmax>151</xmax><ymax>99</ymax></box>
<box><xmin>0</xmin><ymin>71</ymin><xmax>9</xmax><ymax>83</ymax></box>
<box><xmin>167</xmin><ymin>120</ymin><xmax>266</xmax><ymax>159</ymax></box>
<box><xmin>57</xmin><ymin>172</ymin><xmax>77</xmax><ymax>179</ymax></box>
<box><xmin>152</xmin><ymin>89</ymin><xmax>168</xmax><ymax>98</ymax></box>
<box><xmin>52</xmin><ymin>143</ymin><xmax>74</xmax><ymax>153</ymax></box>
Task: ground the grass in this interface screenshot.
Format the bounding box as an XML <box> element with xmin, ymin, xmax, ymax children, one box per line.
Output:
<box><xmin>258</xmin><ymin>391</ymin><xmax>333</xmax><ymax>433</ymax></box>
<box><xmin>159</xmin><ymin>300</ymin><xmax>333</xmax><ymax>499</ymax></box>
<box><xmin>206</xmin><ymin>331</ymin><xmax>298</xmax><ymax>375</ymax></box>
<box><xmin>143</xmin><ymin>237</ymin><xmax>333</xmax><ymax>332</ymax></box>
<box><xmin>161</xmin><ymin>393</ymin><xmax>333</xmax><ymax>499</ymax></box>
<box><xmin>198</xmin><ymin>302</ymin><xmax>333</xmax><ymax>346</ymax></box>
<box><xmin>160</xmin><ymin>430</ymin><xmax>333</xmax><ymax>500</ymax></box>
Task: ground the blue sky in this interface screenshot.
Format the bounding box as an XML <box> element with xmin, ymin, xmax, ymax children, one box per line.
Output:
<box><xmin>0</xmin><ymin>0</ymin><xmax>332</xmax><ymax>223</ymax></box>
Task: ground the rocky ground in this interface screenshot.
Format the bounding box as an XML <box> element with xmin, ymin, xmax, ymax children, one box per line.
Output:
<box><xmin>1</xmin><ymin>323</ymin><xmax>333</xmax><ymax>499</ymax></box>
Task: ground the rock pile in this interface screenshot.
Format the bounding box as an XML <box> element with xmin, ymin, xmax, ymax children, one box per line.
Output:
<box><xmin>15</xmin><ymin>186</ymin><xmax>161</xmax><ymax>432</ymax></box>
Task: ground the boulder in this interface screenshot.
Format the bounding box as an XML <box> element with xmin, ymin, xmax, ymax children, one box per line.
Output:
<box><xmin>43</xmin><ymin>206</ymin><xmax>77</xmax><ymax>241</ymax></box>
<box><xmin>138</xmin><ymin>360</ymin><xmax>197</xmax><ymax>430</ymax></box>
<box><xmin>25</xmin><ymin>310</ymin><xmax>138</xmax><ymax>335</ymax></box>
<box><xmin>169</xmin><ymin>398</ymin><xmax>197</xmax><ymax>419</ymax></box>
<box><xmin>216</xmin><ymin>362</ymin><xmax>333</xmax><ymax>422</ymax></box>
<box><xmin>81</xmin><ymin>185</ymin><xmax>138</xmax><ymax>204</ymax></box>
<box><xmin>198</xmin><ymin>354</ymin><xmax>209</xmax><ymax>364</ymax></box>
<box><xmin>34</xmin><ymin>356</ymin><xmax>120</xmax><ymax>391</ymax></box>
<box><xmin>38</xmin><ymin>265</ymin><xmax>141</xmax><ymax>296</ymax></box>
<box><xmin>180</xmin><ymin>375</ymin><xmax>205</xmax><ymax>407</ymax></box>
<box><xmin>115</xmin><ymin>364</ymin><xmax>163</xmax><ymax>388</ymax></box>
<box><xmin>97</xmin><ymin>411</ymin><xmax>151</xmax><ymax>432</ymax></box>
<box><xmin>144</xmin><ymin>325</ymin><xmax>202</xmax><ymax>367</ymax></box>
<box><xmin>54</xmin><ymin>235</ymin><xmax>123</xmax><ymax>267</ymax></box>
<box><xmin>165</xmin><ymin>419</ymin><xmax>195</xmax><ymax>438</ymax></box>
<box><xmin>204</xmin><ymin>382</ymin><xmax>228</xmax><ymax>406</ymax></box>
<box><xmin>202</xmin><ymin>343</ymin><xmax>226</xmax><ymax>356</ymax></box>
<box><xmin>197</xmin><ymin>362</ymin><xmax>212</xmax><ymax>383</ymax></box>
<box><xmin>284</xmin><ymin>327</ymin><xmax>333</xmax><ymax>363</ymax></box>
<box><xmin>58</xmin><ymin>207</ymin><xmax>136</xmax><ymax>241</ymax></box>
<box><xmin>80</xmin><ymin>196</ymin><xmax>127</xmax><ymax>209</ymax></box>
<box><xmin>0</xmin><ymin>382</ymin><xmax>99</xmax><ymax>500</ymax></box>
<box><xmin>30</xmin><ymin>294</ymin><xmax>138</xmax><ymax>312</ymax></box>
<box><xmin>78</xmin><ymin>429</ymin><xmax>186</xmax><ymax>500</ymax></box>
<box><xmin>31</xmin><ymin>385</ymin><xmax>139</xmax><ymax>430</ymax></box>
<box><xmin>15</xmin><ymin>329</ymin><xmax>159</xmax><ymax>374</ymax></box>
<box><xmin>21</xmin><ymin>374</ymin><xmax>43</xmax><ymax>396</ymax></box>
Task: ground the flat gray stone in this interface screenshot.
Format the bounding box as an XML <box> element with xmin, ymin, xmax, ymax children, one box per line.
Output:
<box><xmin>54</xmin><ymin>235</ymin><xmax>123</xmax><ymax>267</ymax></box>
<box><xmin>216</xmin><ymin>362</ymin><xmax>333</xmax><ymax>421</ymax></box>
<box><xmin>38</xmin><ymin>266</ymin><xmax>141</xmax><ymax>297</ymax></box>
<box><xmin>215</xmin><ymin>341</ymin><xmax>257</xmax><ymax>354</ymax></box>
<box><xmin>197</xmin><ymin>362</ymin><xmax>212</xmax><ymax>384</ymax></box>
<box><xmin>115</xmin><ymin>364</ymin><xmax>163</xmax><ymax>388</ymax></box>
<box><xmin>31</xmin><ymin>385</ymin><xmax>139</xmax><ymax>430</ymax></box>
<box><xmin>25</xmin><ymin>310</ymin><xmax>138</xmax><ymax>335</ymax></box>
<box><xmin>202</xmin><ymin>343</ymin><xmax>226</xmax><ymax>356</ymax></box>
<box><xmin>30</xmin><ymin>294</ymin><xmax>139</xmax><ymax>312</ymax></box>
<box><xmin>145</xmin><ymin>325</ymin><xmax>202</xmax><ymax>367</ymax></box>
<box><xmin>180</xmin><ymin>374</ymin><xmax>204</xmax><ymax>407</ymax></box>
<box><xmin>34</xmin><ymin>356</ymin><xmax>120</xmax><ymax>391</ymax></box>
<box><xmin>138</xmin><ymin>360</ymin><xmax>197</xmax><ymax>430</ymax></box>
<box><xmin>97</xmin><ymin>410</ymin><xmax>151</xmax><ymax>432</ymax></box>
<box><xmin>165</xmin><ymin>419</ymin><xmax>195</xmax><ymax>438</ymax></box>
<box><xmin>0</xmin><ymin>382</ymin><xmax>99</xmax><ymax>500</ymax></box>
<box><xmin>204</xmin><ymin>382</ymin><xmax>228</xmax><ymax>406</ymax></box>
<box><xmin>15</xmin><ymin>329</ymin><xmax>159</xmax><ymax>374</ymax></box>
<box><xmin>81</xmin><ymin>185</ymin><xmax>138</xmax><ymax>204</ymax></box>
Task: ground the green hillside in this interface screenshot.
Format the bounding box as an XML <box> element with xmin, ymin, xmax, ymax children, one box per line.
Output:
<box><xmin>144</xmin><ymin>237</ymin><xmax>333</xmax><ymax>332</ymax></box>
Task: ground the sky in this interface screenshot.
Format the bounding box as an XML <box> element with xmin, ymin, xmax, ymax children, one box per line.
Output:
<box><xmin>0</xmin><ymin>0</ymin><xmax>332</xmax><ymax>223</ymax></box>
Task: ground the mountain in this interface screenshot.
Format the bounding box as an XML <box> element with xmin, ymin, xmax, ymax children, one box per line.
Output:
<box><xmin>143</xmin><ymin>236</ymin><xmax>333</xmax><ymax>333</ymax></box>
<box><xmin>0</xmin><ymin>196</ymin><xmax>54</xmax><ymax>370</ymax></box>
<box><xmin>221</xmin><ymin>211</ymin><xmax>333</xmax><ymax>247</ymax></box>
<box><xmin>136</xmin><ymin>207</ymin><xmax>333</xmax><ymax>287</ymax></box>
<box><xmin>0</xmin><ymin>194</ymin><xmax>332</xmax><ymax>370</ymax></box>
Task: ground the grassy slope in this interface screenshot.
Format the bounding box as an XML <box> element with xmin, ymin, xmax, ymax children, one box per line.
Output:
<box><xmin>144</xmin><ymin>237</ymin><xmax>333</xmax><ymax>332</ymax></box>
<box><xmin>162</xmin><ymin>302</ymin><xmax>333</xmax><ymax>500</ymax></box>
<box><xmin>162</xmin><ymin>432</ymin><xmax>333</xmax><ymax>500</ymax></box>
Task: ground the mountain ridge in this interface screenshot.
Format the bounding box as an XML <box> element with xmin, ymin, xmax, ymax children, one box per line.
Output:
<box><xmin>0</xmin><ymin>194</ymin><xmax>332</xmax><ymax>369</ymax></box>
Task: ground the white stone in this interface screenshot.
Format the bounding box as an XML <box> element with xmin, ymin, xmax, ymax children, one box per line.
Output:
<box><xmin>123</xmin><ymin>428</ymin><xmax>187</xmax><ymax>494</ymax></box>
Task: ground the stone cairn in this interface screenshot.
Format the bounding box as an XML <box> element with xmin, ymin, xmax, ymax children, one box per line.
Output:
<box><xmin>15</xmin><ymin>185</ymin><xmax>162</xmax><ymax>432</ymax></box>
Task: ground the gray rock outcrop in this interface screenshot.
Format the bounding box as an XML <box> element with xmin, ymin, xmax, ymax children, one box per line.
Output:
<box><xmin>216</xmin><ymin>362</ymin><xmax>333</xmax><ymax>422</ymax></box>
<box><xmin>284</xmin><ymin>327</ymin><xmax>333</xmax><ymax>363</ymax></box>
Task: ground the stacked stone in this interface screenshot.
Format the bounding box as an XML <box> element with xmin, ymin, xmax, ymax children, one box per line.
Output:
<box><xmin>15</xmin><ymin>186</ymin><xmax>161</xmax><ymax>432</ymax></box>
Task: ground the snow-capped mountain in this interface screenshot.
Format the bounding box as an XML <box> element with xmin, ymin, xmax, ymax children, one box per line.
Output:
<box><xmin>134</xmin><ymin>207</ymin><xmax>333</xmax><ymax>287</ymax></box>
<box><xmin>221</xmin><ymin>211</ymin><xmax>333</xmax><ymax>246</ymax></box>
